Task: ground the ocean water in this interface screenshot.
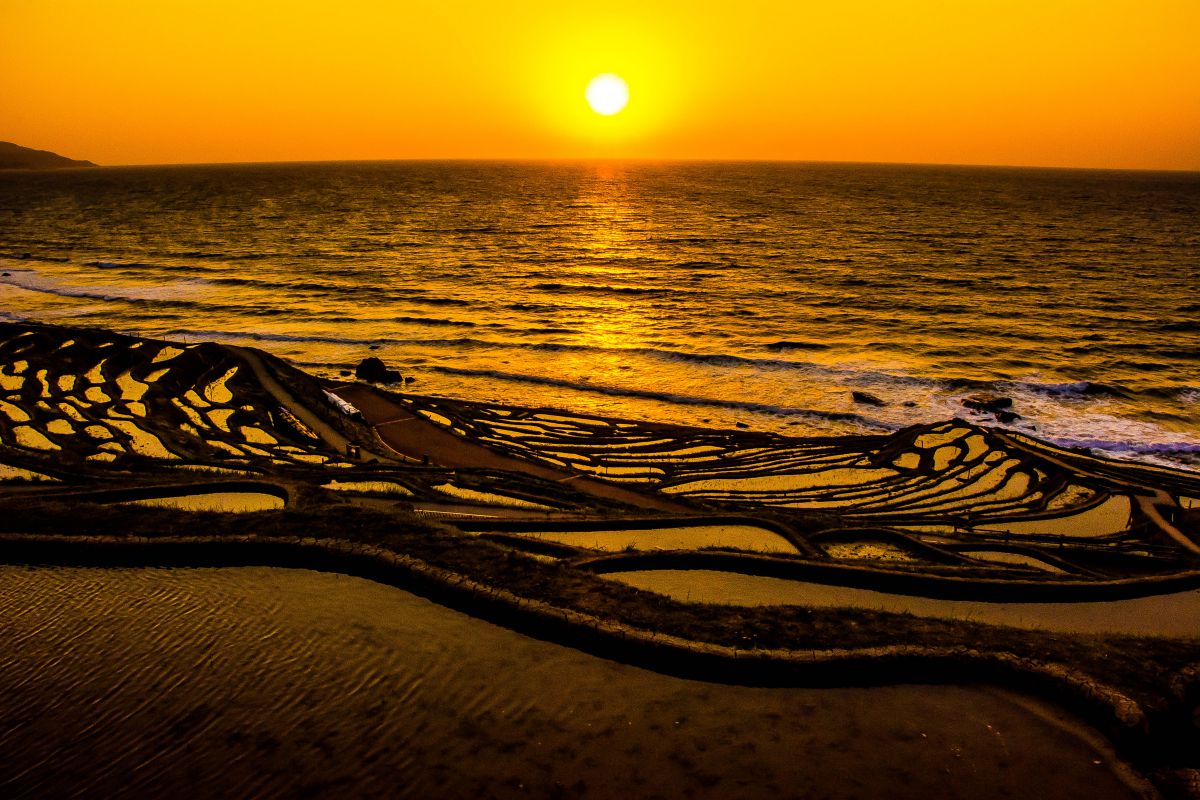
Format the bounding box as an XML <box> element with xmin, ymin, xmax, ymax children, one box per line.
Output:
<box><xmin>1</xmin><ymin>161</ymin><xmax>1197</xmax><ymax>469</ymax></box>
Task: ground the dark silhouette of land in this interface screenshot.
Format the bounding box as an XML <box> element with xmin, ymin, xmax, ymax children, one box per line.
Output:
<box><xmin>0</xmin><ymin>141</ymin><xmax>96</xmax><ymax>170</ymax></box>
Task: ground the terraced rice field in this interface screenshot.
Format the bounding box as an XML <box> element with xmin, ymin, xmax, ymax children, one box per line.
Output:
<box><xmin>399</xmin><ymin>392</ymin><xmax>1200</xmax><ymax>589</ymax></box>
<box><xmin>4</xmin><ymin>320</ymin><xmax>1200</xmax><ymax>603</ymax></box>
<box><xmin>0</xmin><ymin>326</ymin><xmax>353</xmax><ymax>468</ymax></box>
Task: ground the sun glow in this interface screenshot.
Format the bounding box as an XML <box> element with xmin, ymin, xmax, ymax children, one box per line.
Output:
<box><xmin>585</xmin><ymin>74</ymin><xmax>629</xmax><ymax>116</ymax></box>
<box><xmin>1</xmin><ymin>1</ymin><xmax>1195</xmax><ymax>167</ymax></box>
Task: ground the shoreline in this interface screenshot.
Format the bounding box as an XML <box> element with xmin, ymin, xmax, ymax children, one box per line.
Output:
<box><xmin>3</xmin><ymin>279</ymin><xmax>1198</xmax><ymax>475</ymax></box>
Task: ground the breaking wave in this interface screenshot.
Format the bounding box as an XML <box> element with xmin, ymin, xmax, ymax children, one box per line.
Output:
<box><xmin>429</xmin><ymin>365</ymin><xmax>893</xmax><ymax>429</ymax></box>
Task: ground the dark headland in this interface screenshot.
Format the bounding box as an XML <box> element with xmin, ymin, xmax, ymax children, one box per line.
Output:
<box><xmin>0</xmin><ymin>141</ymin><xmax>96</xmax><ymax>170</ymax></box>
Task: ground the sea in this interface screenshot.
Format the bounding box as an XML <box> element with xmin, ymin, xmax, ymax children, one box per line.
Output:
<box><xmin>1</xmin><ymin>161</ymin><xmax>1197</xmax><ymax>470</ymax></box>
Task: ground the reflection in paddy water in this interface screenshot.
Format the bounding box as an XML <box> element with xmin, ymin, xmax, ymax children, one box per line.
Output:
<box><xmin>121</xmin><ymin>491</ymin><xmax>284</xmax><ymax>513</ymax></box>
<box><xmin>606</xmin><ymin>569</ymin><xmax>1200</xmax><ymax>636</ymax></box>
<box><xmin>477</xmin><ymin>524</ymin><xmax>800</xmax><ymax>554</ymax></box>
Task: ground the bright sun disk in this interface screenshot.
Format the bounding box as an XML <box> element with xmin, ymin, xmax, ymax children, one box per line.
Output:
<box><xmin>585</xmin><ymin>74</ymin><xmax>629</xmax><ymax>116</ymax></box>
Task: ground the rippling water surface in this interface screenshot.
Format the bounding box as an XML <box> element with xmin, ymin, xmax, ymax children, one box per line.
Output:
<box><xmin>1</xmin><ymin>162</ymin><xmax>1196</xmax><ymax>467</ymax></box>
<box><xmin>0</xmin><ymin>565</ymin><xmax>1146</xmax><ymax>799</ymax></box>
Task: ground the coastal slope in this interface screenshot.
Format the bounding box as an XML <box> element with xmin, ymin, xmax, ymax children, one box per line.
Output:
<box><xmin>0</xmin><ymin>141</ymin><xmax>96</xmax><ymax>170</ymax></box>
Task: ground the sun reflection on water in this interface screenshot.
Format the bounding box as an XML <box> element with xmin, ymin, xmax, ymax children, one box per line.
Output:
<box><xmin>560</xmin><ymin>164</ymin><xmax>664</xmax><ymax>387</ymax></box>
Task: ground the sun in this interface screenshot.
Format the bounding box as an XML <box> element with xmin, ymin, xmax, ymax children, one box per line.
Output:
<box><xmin>585</xmin><ymin>74</ymin><xmax>629</xmax><ymax>116</ymax></box>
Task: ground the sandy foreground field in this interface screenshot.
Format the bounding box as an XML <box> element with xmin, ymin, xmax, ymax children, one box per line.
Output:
<box><xmin>0</xmin><ymin>565</ymin><xmax>1152</xmax><ymax>799</ymax></box>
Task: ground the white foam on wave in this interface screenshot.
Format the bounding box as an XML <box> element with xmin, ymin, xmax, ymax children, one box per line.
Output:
<box><xmin>1009</xmin><ymin>379</ymin><xmax>1107</xmax><ymax>398</ymax></box>
<box><xmin>989</xmin><ymin>405</ymin><xmax>1200</xmax><ymax>471</ymax></box>
<box><xmin>3</xmin><ymin>257</ymin><xmax>1196</xmax><ymax>472</ymax></box>
<box><xmin>0</xmin><ymin>264</ymin><xmax>209</xmax><ymax>305</ymax></box>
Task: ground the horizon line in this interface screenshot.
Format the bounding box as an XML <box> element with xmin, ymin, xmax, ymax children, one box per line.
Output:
<box><xmin>58</xmin><ymin>156</ymin><xmax>1200</xmax><ymax>175</ymax></box>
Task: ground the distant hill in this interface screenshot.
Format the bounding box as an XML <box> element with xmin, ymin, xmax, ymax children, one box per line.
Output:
<box><xmin>0</xmin><ymin>141</ymin><xmax>96</xmax><ymax>170</ymax></box>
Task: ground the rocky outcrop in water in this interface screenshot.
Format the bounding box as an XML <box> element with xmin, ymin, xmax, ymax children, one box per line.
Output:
<box><xmin>961</xmin><ymin>394</ymin><xmax>1012</xmax><ymax>412</ymax></box>
<box><xmin>355</xmin><ymin>357</ymin><xmax>403</xmax><ymax>384</ymax></box>
<box><xmin>852</xmin><ymin>391</ymin><xmax>886</xmax><ymax>407</ymax></box>
<box><xmin>961</xmin><ymin>393</ymin><xmax>1019</xmax><ymax>422</ymax></box>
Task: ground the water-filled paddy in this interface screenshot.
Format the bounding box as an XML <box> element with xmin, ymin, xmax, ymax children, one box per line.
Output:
<box><xmin>0</xmin><ymin>463</ymin><xmax>57</xmax><ymax>481</ymax></box>
<box><xmin>121</xmin><ymin>491</ymin><xmax>284</xmax><ymax>513</ymax></box>
<box><xmin>991</xmin><ymin>494</ymin><xmax>1132</xmax><ymax>537</ymax></box>
<box><xmin>606</xmin><ymin>569</ymin><xmax>1200</xmax><ymax>636</ymax></box>
<box><xmin>0</xmin><ymin>566</ymin><xmax>1146</xmax><ymax>799</ymax></box>
<box><xmin>434</xmin><ymin>482</ymin><xmax>553</xmax><ymax>510</ymax></box>
<box><xmin>898</xmin><ymin>493</ymin><xmax>1134</xmax><ymax>540</ymax></box>
<box><xmin>820</xmin><ymin>541</ymin><xmax>918</xmax><ymax>561</ymax></box>
<box><xmin>322</xmin><ymin>479</ymin><xmax>414</xmax><ymax>496</ymax></box>
<box><xmin>491</xmin><ymin>523</ymin><xmax>799</xmax><ymax>554</ymax></box>
<box><xmin>960</xmin><ymin>550</ymin><xmax>1070</xmax><ymax>573</ymax></box>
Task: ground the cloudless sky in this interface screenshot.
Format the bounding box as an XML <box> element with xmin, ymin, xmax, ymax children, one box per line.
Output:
<box><xmin>2</xmin><ymin>0</ymin><xmax>1197</xmax><ymax>169</ymax></box>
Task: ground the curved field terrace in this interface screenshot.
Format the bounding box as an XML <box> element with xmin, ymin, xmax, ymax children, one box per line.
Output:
<box><xmin>2</xmin><ymin>321</ymin><xmax>1199</xmax><ymax>798</ymax></box>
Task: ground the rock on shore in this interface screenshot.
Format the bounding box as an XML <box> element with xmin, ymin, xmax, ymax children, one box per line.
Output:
<box><xmin>355</xmin><ymin>357</ymin><xmax>403</xmax><ymax>384</ymax></box>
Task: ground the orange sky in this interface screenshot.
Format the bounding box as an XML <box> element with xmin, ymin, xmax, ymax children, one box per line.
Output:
<box><xmin>2</xmin><ymin>0</ymin><xmax>1197</xmax><ymax>169</ymax></box>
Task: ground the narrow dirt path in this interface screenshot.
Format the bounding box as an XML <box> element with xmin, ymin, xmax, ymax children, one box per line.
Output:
<box><xmin>332</xmin><ymin>384</ymin><xmax>693</xmax><ymax>514</ymax></box>
<box><xmin>229</xmin><ymin>347</ymin><xmax>396</xmax><ymax>464</ymax></box>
